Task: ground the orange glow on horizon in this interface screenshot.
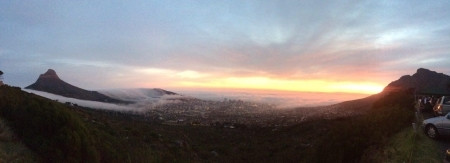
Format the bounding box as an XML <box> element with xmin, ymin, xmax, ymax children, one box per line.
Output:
<box><xmin>178</xmin><ymin>77</ymin><xmax>383</xmax><ymax>95</ymax></box>
<box><xmin>135</xmin><ymin>68</ymin><xmax>384</xmax><ymax>94</ymax></box>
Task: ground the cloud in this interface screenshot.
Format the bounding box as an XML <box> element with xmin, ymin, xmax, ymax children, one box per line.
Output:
<box><xmin>24</xmin><ymin>89</ymin><xmax>135</xmax><ymax>112</ymax></box>
<box><xmin>1</xmin><ymin>0</ymin><xmax>450</xmax><ymax>91</ymax></box>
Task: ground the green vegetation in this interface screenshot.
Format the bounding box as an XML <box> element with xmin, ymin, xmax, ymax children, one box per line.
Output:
<box><xmin>303</xmin><ymin>90</ymin><xmax>415</xmax><ymax>162</ymax></box>
<box><xmin>0</xmin><ymin>85</ymin><xmax>419</xmax><ymax>162</ymax></box>
<box><xmin>0</xmin><ymin>86</ymin><xmax>99</xmax><ymax>162</ymax></box>
<box><xmin>0</xmin><ymin>117</ymin><xmax>37</xmax><ymax>162</ymax></box>
<box><xmin>0</xmin><ymin>85</ymin><xmax>187</xmax><ymax>162</ymax></box>
<box><xmin>364</xmin><ymin>127</ymin><xmax>441</xmax><ymax>162</ymax></box>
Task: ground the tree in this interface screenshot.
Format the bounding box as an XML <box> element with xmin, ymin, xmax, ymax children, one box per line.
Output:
<box><xmin>0</xmin><ymin>70</ymin><xmax>3</xmax><ymax>80</ymax></box>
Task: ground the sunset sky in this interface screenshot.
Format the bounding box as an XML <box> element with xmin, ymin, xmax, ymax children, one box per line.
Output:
<box><xmin>1</xmin><ymin>1</ymin><xmax>450</xmax><ymax>94</ymax></box>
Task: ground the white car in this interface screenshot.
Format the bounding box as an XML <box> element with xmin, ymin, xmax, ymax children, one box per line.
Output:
<box><xmin>423</xmin><ymin>113</ymin><xmax>450</xmax><ymax>139</ymax></box>
<box><xmin>433</xmin><ymin>96</ymin><xmax>450</xmax><ymax>116</ymax></box>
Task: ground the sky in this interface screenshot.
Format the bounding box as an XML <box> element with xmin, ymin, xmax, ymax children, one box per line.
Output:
<box><xmin>1</xmin><ymin>0</ymin><xmax>450</xmax><ymax>95</ymax></box>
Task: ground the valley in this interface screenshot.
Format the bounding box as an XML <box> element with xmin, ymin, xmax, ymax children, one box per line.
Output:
<box><xmin>0</xmin><ymin>68</ymin><xmax>447</xmax><ymax>162</ymax></box>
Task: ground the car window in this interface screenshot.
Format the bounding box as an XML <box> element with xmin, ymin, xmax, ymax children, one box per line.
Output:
<box><xmin>444</xmin><ymin>97</ymin><xmax>450</xmax><ymax>105</ymax></box>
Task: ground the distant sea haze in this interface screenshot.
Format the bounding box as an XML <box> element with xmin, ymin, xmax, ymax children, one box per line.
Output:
<box><xmin>171</xmin><ymin>88</ymin><xmax>371</xmax><ymax>108</ymax></box>
<box><xmin>24</xmin><ymin>88</ymin><xmax>371</xmax><ymax>111</ymax></box>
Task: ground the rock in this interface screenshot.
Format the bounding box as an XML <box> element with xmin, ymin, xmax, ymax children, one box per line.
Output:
<box><xmin>211</xmin><ymin>150</ymin><xmax>219</xmax><ymax>157</ymax></box>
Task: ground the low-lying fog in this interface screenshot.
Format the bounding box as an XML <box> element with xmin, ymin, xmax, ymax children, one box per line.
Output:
<box><xmin>25</xmin><ymin>89</ymin><xmax>135</xmax><ymax>111</ymax></box>
<box><xmin>172</xmin><ymin>89</ymin><xmax>369</xmax><ymax>108</ymax></box>
<box><xmin>24</xmin><ymin>88</ymin><xmax>369</xmax><ymax>112</ymax></box>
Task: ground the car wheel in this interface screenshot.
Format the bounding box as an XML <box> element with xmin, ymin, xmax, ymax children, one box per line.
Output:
<box><xmin>426</xmin><ymin>125</ymin><xmax>439</xmax><ymax>139</ymax></box>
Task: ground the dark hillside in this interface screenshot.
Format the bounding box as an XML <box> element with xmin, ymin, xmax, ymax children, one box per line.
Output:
<box><xmin>305</xmin><ymin>89</ymin><xmax>415</xmax><ymax>162</ymax></box>
<box><xmin>0</xmin><ymin>86</ymin><xmax>99</xmax><ymax>162</ymax></box>
<box><xmin>0</xmin><ymin>85</ymin><xmax>192</xmax><ymax>162</ymax></box>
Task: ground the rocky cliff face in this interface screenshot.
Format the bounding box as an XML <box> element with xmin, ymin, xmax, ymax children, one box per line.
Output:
<box><xmin>25</xmin><ymin>69</ymin><xmax>125</xmax><ymax>103</ymax></box>
<box><xmin>384</xmin><ymin>68</ymin><xmax>450</xmax><ymax>94</ymax></box>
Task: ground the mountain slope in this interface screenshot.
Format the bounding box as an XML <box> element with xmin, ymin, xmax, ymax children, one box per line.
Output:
<box><xmin>0</xmin><ymin>86</ymin><xmax>100</xmax><ymax>162</ymax></box>
<box><xmin>385</xmin><ymin>68</ymin><xmax>450</xmax><ymax>94</ymax></box>
<box><xmin>0</xmin><ymin>85</ymin><xmax>178</xmax><ymax>162</ymax></box>
<box><xmin>25</xmin><ymin>69</ymin><xmax>125</xmax><ymax>103</ymax></box>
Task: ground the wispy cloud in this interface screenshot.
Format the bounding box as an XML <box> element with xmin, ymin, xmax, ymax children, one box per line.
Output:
<box><xmin>1</xmin><ymin>0</ymin><xmax>450</xmax><ymax>93</ymax></box>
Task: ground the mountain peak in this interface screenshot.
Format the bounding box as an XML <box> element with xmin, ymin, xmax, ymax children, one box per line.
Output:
<box><xmin>39</xmin><ymin>69</ymin><xmax>60</xmax><ymax>80</ymax></box>
<box><xmin>26</xmin><ymin>69</ymin><xmax>126</xmax><ymax>103</ymax></box>
<box><xmin>385</xmin><ymin>68</ymin><xmax>450</xmax><ymax>94</ymax></box>
<box><xmin>416</xmin><ymin>68</ymin><xmax>431</xmax><ymax>73</ymax></box>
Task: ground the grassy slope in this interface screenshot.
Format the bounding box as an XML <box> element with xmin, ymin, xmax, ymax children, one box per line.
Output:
<box><xmin>363</xmin><ymin>127</ymin><xmax>441</xmax><ymax>163</ymax></box>
<box><xmin>0</xmin><ymin>86</ymin><xmax>169</xmax><ymax>162</ymax></box>
<box><xmin>363</xmin><ymin>103</ymin><xmax>441</xmax><ymax>163</ymax></box>
<box><xmin>0</xmin><ymin>86</ymin><xmax>100</xmax><ymax>162</ymax></box>
<box><xmin>0</xmin><ymin>117</ymin><xmax>37</xmax><ymax>162</ymax></box>
<box><xmin>0</xmin><ymin>85</ymin><xmax>419</xmax><ymax>162</ymax></box>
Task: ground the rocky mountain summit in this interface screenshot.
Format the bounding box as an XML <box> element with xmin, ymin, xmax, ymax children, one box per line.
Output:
<box><xmin>25</xmin><ymin>69</ymin><xmax>125</xmax><ymax>103</ymax></box>
<box><xmin>384</xmin><ymin>68</ymin><xmax>450</xmax><ymax>94</ymax></box>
